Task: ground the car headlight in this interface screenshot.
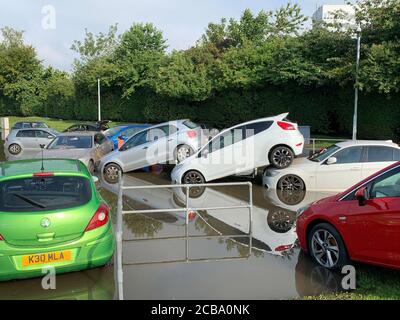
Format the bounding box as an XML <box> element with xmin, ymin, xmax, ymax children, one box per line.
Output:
<box><xmin>264</xmin><ymin>169</ymin><xmax>279</xmax><ymax>177</ymax></box>
<box><xmin>296</xmin><ymin>203</ymin><xmax>312</xmax><ymax>218</ymax></box>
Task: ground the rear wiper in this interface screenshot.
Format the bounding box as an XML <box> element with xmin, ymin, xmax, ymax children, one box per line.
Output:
<box><xmin>11</xmin><ymin>193</ymin><xmax>47</xmax><ymax>209</ymax></box>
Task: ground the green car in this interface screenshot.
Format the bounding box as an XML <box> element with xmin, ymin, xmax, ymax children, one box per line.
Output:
<box><xmin>0</xmin><ymin>159</ymin><xmax>115</xmax><ymax>281</ymax></box>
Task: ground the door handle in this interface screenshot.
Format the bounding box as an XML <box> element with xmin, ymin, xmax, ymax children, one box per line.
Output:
<box><xmin>142</xmin><ymin>146</ymin><xmax>148</xmax><ymax>149</ymax></box>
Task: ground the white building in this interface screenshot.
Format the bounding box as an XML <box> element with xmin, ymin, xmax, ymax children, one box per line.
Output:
<box><xmin>312</xmin><ymin>4</ymin><xmax>356</xmax><ymax>31</ymax></box>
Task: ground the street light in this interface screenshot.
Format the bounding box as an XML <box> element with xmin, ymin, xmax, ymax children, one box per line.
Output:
<box><xmin>352</xmin><ymin>25</ymin><xmax>361</xmax><ymax>141</ymax></box>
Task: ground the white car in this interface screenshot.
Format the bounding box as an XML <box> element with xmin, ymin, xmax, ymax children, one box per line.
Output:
<box><xmin>263</xmin><ymin>140</ymin><xmax>400</xmax><ymax>192</ymax></box>
<box><xmin>100</xmin><ymin>120</ymin><xmax>208</xmax><ymax>183</ymax></box>
<box><xmin>171</xmin><ymin>113</ymin><xmax>304</xmax><ymax>184</ymax></box>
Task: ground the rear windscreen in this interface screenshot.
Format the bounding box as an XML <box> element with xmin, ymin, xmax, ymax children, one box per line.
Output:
<box><xmin>0</xmin><ymin>176</ymin><xmax>92</xmax><ymax>212</ymax></box>
<box><xmin>183</xmin><ymin>120</ymin><xmax>199</xmax><ymax>129</ymax></box>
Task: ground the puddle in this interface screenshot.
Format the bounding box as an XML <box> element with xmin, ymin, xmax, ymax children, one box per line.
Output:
<box><xmin>0</xmin><ymin>145</ymin><xmax>344</xmax><ymax>299</ymax></box>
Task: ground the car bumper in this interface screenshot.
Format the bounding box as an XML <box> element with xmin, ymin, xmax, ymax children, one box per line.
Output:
<box><xmin>171</xmin><ymin>167</ymin><xmax>184</xmax><ymax>184</ymax></box>
<box><xmin>295</xmin><ymin>215</ymin><xmax>308</xmax><ymax>252</ymax></box>
<box><xmin>0</xmin><ymin>225</ymin><xmax>115</xmax><ymax>281</ymax></box>
<box><xmin>262</xmin><ymin>173</ymin><xmax>280</xmax><ymax>189</ymax></box>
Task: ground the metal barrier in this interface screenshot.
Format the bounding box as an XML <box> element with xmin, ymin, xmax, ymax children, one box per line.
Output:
<box><xmin>115</xmin><ymin>172</ymin><xmax>253</xmax><ymax>300</ymax></box>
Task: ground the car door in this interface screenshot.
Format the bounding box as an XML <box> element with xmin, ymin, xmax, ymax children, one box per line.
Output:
<box><xmin>18</xmin><ymin>130</ymin><xmax>37</xmax><ymax>150</ymax></box>
<box><xmin>146</xmin><ymin>125</ymin><xmax>172</xmax><ymax>164</ymax></box>
<box><xmin>35</xmin><ymin>130</ymin><xmax>55</xmax><ymax>148</ymax></box>
<box><xmin>342</xmin><ymin>165</ymin><xmax>400</xmax><ymax>266</ymax></box>
<box><xmin>316</xmin><ymin>146</ymin><xmax>364</xmax><ymax>192</ymax></box>
<box><xmin>362</xmin><ymin>146</ymin><xmax>400</xmax><ymax>178</ymax></box>
<box><xmin>204</xmin><ymin>126</ymin><xmax>246</xmax><ymax>181</ymax></box>
<box><xmin>119</xmin><ymin>130</ymin><xmax>151</xmax><ymax>171</ymax></box>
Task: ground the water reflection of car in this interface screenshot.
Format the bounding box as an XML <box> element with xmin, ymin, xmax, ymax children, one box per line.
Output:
<box><xmin>295</xmin><ymin>250</ymin><xmax>343</xmax><ymax>297</ymax></box>
<box><xmin>36</xmin><ymin>132</ymin><xmax>113</xmax><ymax>173</ymax></box>
<box><xmin>101</xmin><ymin>120</ymin><xmax>207</xmax><ymax>184</ymax></box>
<box><xmin>104</xmin><ymin>124</ymin><xmax>150</xmax><ymax>149</ymax></box>
<box><xmin>172</xmin><ymin>185</ymin><xmax>298</xmax><ymax>255</ymax></box>
<box><xmin>171</xmin><ymin>113</ymin><xmax>304</xmax><ymax>185</ymax></box>
<box><xmin>0</xmin><ymin>266</ymin><xmax>114</xmax><ymax>300</ymax></box>
<box><xmin>5</xmin><ymin>128</ymin><xmax>59</xmax><ymax>158</ymax></box>
<box><xmin>262</xmin><ymin>188</ymin><xmax>335</xmax><ymax>213</ymax></box>
<box><xmin>100</xmin><ymin>174</ymin><xmax>195</xmax><ymax>227</ymax></box>
<box><xmin>263</xmin><ymin>140</ymin><xmax>400</xmax><ymax>192</ymax></box>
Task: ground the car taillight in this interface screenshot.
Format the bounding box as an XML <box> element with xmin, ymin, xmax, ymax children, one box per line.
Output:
<box><xmin>188</xmin><ymin>211</ymin><xmax>196</xmax><ymax>221</ymax></box>
<box><xmin>33</xmin><ymin>172</ymin><xmax>54</xmax><ymax>177</ymax></box>
<box><xmin>0</xmin><ymin>234</ymin><xmax>4</xmax><ymax>241</ymax></box>
<box><xmin>275</xmin><ymin>244</ymin><xmax>293</xmax><ymax>252</ymax></box>
<box><xmin>186</xmin><ymin>130</ymin><xmax>197</xmax><ymax>138</ymax></box>
<box><xmin>85</xmin><ymin>204</ymin><xmax>110</xmax><ymax>232</ymax></box>
<box><xmin>277</xmin><ymin>121</ymin><xmax>296</xmax><ymax>130</ymax></box>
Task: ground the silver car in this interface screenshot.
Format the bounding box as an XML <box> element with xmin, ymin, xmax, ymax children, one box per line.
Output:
<box><xmin>37</xmin><ymin>132</ymin><xmax>114</xmax><ymax>173</ymax></box>
<box><xmin>100</xmin><ymin>119</ymin><xmax>208</xmax><ymax>183</ymax></box>
<box><xmin>5</xmin><ymin>128</ymin><xmax>59</xmax><ymax>159</ymax></box>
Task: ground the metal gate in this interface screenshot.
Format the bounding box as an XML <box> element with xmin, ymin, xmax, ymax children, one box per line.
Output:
<box><xmin>115</xmin><ymin>174</ymin><xmax>253</xmax><ymax>300</ymax></box>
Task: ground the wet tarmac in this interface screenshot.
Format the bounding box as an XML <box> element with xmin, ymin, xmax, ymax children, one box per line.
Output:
<box><xmin>0</xmin><ymin>145</ymin><xmax>345</xmax><ymax>300</ymax></box>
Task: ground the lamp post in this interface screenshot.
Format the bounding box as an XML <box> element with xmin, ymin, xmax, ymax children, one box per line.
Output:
<box><xmin>97</xmin><ymin>78</ymin><xmax>101</xmax><ymax>122</ymax></box>
<box><xmin>352</xmin><ymin>25</ymin><xmax>361</xmax><ymax>141</ymax></box>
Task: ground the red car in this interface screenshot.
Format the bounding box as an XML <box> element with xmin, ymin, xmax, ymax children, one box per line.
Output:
<box><xmin>296</xmin><ymin>161</ymin><xmax>400</xmax><ymax>270</ymax></box>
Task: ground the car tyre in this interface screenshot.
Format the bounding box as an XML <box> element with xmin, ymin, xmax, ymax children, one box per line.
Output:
<box><xmin>88</xmin><ymin>160</ymin><xmax>95</xmax><ymax>174</ymax></box>
<box><xmin>278</xmin><ymin>174</ymin><xmax>305</xmax><ymax>191</ymax></box>
<box><xmin>175</xmin><ymin>144</ymin><xmax>194</xmax><ymax>163</ymax></box>
<box><xmin>103</xmin><ymin>163</ymin><xmax>122</xmax><ymax>184</ymax></box>
<box><xmin>308</xmin><ymin>223</ymin><xmax>348</xmax><ymax>270</ymax></box>
<box><xmin>8</xmin><ymin>143</ymin><xmax>22</xmax><ymax>155</ymax></box>
<box><xmin>269</xmin><ymin>146</ymin><xmax>294</xmax><ymax>169</ymax></box>
<box><xmin>182</xmin><ymin>170</ymin><xmax>206</xmax><ymax>198</ymax></box>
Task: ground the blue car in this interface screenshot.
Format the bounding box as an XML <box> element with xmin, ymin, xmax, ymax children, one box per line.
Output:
<box><xmin>104</xmin><ymin>124</ymin><xmax>150</xmax><ymax>149</ymax></box>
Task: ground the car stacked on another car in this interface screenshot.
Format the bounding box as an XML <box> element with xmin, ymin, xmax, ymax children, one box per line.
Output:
<box><xmin>63</xmin><ymin>120</ymin><xmax>111</xmax><ymax>133</ymax></box>
<box><xmin>37</xmin><ymin>132</ymin><xmax>114</xmax><ymax>173</ymax></box>
<box><xmin>5</xmin><ymin>128</ymin><xmax>59</xmax><ymax>159</ymax></box>
<box><xmin>171</xmin><ymin>113</ymin><xmax>304</xmax><ymax>185</ymax></box>
<box><xmin>100</xmin><ymin>119</ymin><xmax>208</xmax><ymax>183</ymax></box>
<box><xmin>263</xmin><ymin>140</ymin><xmax>400</xmax><ymax>192</ymax></box>
<box><xmin>0</xmin><ymin>159</ymin><xmax>115</xmax><ymax>281</ymax></box>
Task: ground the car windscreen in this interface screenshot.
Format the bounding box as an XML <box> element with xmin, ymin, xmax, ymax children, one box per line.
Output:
<box><xmin>183</xmin><ymin>120</ymin><xmax>199</xmax><ymax>129</ymax></box>
<box><xmin>47</xmin><ymin>136</ymin><xmax>92</xmax><ymax>149</ymax></box>
<box><xmin>32</xmin><ymin>122</ymin><xmax>48</xmax><ymax>128</ymax></box>
<box><xmin>0</xmin><ymin>176</ymin><xmax>92</xmax><ymax>212</ymax></box>
<box><xmin>105</xmin><ymin>126</ymin><xmax>123</xmax><ymax>137</ymax></box>
<box><xmin>308</xmin><ymin>145</ymin><xmax>340</xmax><ymax>162</ymax></box>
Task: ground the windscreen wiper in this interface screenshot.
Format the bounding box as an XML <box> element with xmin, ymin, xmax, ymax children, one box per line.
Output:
<box><xmin>11</xmin><ymin>193</ymin><xmax>47</xmax><ymax>209</ymax></box>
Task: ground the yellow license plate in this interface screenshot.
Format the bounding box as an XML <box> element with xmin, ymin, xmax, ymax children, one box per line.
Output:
<box><xmin>22</xmin><ymin>250</ymin><xmax>72</xmax><ymax>267</ymax></box>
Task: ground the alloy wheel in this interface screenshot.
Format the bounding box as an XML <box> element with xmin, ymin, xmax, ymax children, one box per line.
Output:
<box><xmin>8</xmin><ymin>144</ymin><xmax>21</xmax><ymax>155</ymax></box>
<box><xmin>104</xmin><ymin>164</ymin><xmax>121</xmax><ymax>183</ymax></box>
<box><xmin>183</xmin><ymin>171</ymin><xmax>204</xmax><ymax>184</ymax></box>
<box><xmin>176</xmin><ymin>145</ymin><xmax>191</xmax><ymax>162</ymax></box>
<box><xmin>272</xmin><ymin>147</ymin><xmax>293</xmax><ymax>168</ymax></box>
<box><xmin>279</xmin><ymin>175</ymin><xmax>304</xmax><ymax>191</ymax></box>
<box><xmin>311</xmin><ymin>229</ymin><xmax>340</xmax><ymax>268</ymax></box>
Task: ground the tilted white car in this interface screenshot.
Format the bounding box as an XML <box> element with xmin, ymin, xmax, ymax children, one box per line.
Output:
<box><xmin>171</xmin><ymin>113</ymin><xmax>304</xmax><ymax>184</ymax></box>
<box><xmin>100</xmin><ymin>120</ymin><xmax>208</xmax><ymax>183</ymax></box>
<box><xmin>263</xmin><ymin>140</ymin><xmax>400</xmax><ymax>192</ymax></box>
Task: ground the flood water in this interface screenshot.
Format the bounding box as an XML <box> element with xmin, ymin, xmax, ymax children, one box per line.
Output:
<box><xmin>0</xmin><ymin>144</ymin><xmax>345</xmax><ymax>300</ymax></box>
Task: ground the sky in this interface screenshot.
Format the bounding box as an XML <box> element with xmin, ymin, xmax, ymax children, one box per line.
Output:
<box><xmin>0</xmin><ymin>0</ymin><xmax>348</xmax><ymax>71</ymax></box>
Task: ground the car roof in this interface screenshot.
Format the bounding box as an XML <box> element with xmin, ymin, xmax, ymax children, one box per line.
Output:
<box><xmin>57</xmin><ymin>132</ymin><xmax>99</xmax><ymax>137</ymax></box>
<box><xmin>0</xmin><ymin>159</ymin><xmax>86</xmax><ymax>180</ymax></box>
<box><xmin>335</xmin><ymin>140</ymin><xmax>399</xmax><ymax>148</ymax></box>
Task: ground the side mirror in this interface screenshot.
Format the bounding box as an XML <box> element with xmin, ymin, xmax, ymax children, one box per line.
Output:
<box><xmin>326</xmin><ymin>157</ymin><xmax>337</xmax><ymax>165</ymax></box>
<box><xmin>92</xmin><ymin>176</ymin><xmax>99</xmax><ymax>183</ymax></box>
<box><xmin>202</xmin><ymin>149</ymin><xmax>209</xmax><ymax>158</ymax></box>
<box><xmin>355</xmin><ymin>186</ymin><xmax>369</xmax><ymax>206</ymax></box>
<box><xmin>48</xmin><ymin>135</ymin><xmax>53</xmax><ymax>139</ymax></box>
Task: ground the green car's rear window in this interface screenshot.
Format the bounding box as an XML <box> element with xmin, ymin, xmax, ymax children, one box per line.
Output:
<box><xmin>0</xmin><ymin>176</ymin><xmax>92</xmax><ymax>212</ymax></box>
